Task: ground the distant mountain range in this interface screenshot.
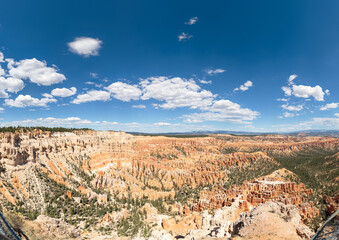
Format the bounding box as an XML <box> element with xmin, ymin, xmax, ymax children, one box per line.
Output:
<box><xmin>127</xmin><ymin>130</ymin><xmax>339</xmax><ymax>137</ymax></box>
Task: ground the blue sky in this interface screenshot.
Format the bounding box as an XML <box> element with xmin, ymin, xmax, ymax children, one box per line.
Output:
<box><xmin>0</xmin><ymin>0</ymin><xmax>338</xmax><ymax>132</ymax></box>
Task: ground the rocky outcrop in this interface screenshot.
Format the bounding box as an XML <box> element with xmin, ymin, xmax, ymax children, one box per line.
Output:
<box><xmin>33</xmin><ymin>215</ymin><xmax>80</xmax><ymax>238</ymax></box>
<box><xmin>323</xmin><ymin>195</ymin><xmax>339</xmax><ymax>217</ymax></box>
<box><xmin>232</xmin><ymin>201</ymin><xmax>314</xmax><ymax>239</ymax></box>
<box><xmin>194</xmin><ymin>169</ymin><xmax>319</xmax><ymax>222</ymax></box>
<box><xmin>157</xmin><ymin>201</ymin><xmax>314</xmax><ymax>239</ymax></box>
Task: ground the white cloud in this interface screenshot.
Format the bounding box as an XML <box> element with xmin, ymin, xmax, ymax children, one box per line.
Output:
<box><xmin>273</xmin><ymin>117</ymin><xmax>339</xmax><ymax>131</ymax></box>
<box><xmin>51</xmin><ymin>87</ymin><xmax>77</xmax><ymax>97</ymax></box>
<box><xmin>277</xmin><ymin>98</ymin><xmax>289</xmax><ymax>102</ymax></box>
<box><xmin>281</xmin><ymin>104</ymin><xmax>303</xmax><ymax>111</ymax></box>
<box><xmin>105</xmin><ymin>82</ymin><xmax>142</xmax><ymax>102</ymax></box>
<box><xmin>199</xmin><ymin>80</ymin><xmax>212</xmax><ymax>84</ymax></box>
<box><xmin>281</xmin><ymin>74</ymin><xmax>328</xmax><ymax>102</ymax></box>
<box><xmin>0</xmin><ymin>77</ymin><xmax>24</xmax><ymax>95</ymax></box>
<box><xmin>0</xmin><ymin>65</ymin><xmax>5</xmax><ymax>76</ymax></box>
<box><xmin>68</xmin><ymin>37</ymin><xmax>102</xmax><ymax>57</ymax></box>
<box><xmin>9</xmin><ymin>58</ymin><xmax>65</xmax><ymax>86</ymax></box>
<box><xmin>307</xmin><ymin>117</ymin><xmax>339</xmax><ymax>128</ymax></box>
<box><xmin>0</xmin><ymin>91</ymin><xmax>9</xmax><ymax>98</ymax></box>
<box><xmin>0</xmin><ymin>117</ymin><xmax>94</xmax><ymax>128</ymax></box>
<box><xmin>320</xmin><ymin>102</ymin><xmax>339</xmax><ymax>111</ymax></box>
<box><xmin>182</xmin><ymin>99</ymin><xmax>259</xmax><ymax>124</ymax></box>
<box><xmin>0</xmin><ymin>117</ymin><xmax>217</xmax><ymax>133</ymax></box>
<box><xmin>283</xmin><ymin>112</ymin><xmax>294</xmax><ymax>118</ymax></box>
<box><xmin>132</xmin><ymin>104</ymin><xmax>146</xmax><ymax>109</ymax></box>
<box><xmin>282</xmin><ymin>86</ymin><xmax>292</xmax><ymax>96</ymax></box>
<box><xmin>4</xmin><ymin>94</ymin><xmax>57</xmax><ymax>108</ymax></box>
<box><xmin>0</xmin><ymin>52</ymin><xmax>4</xmax><ymax>62</ymax></box>
<box><xmin>154</xmin><ymin>122</ymin><xmax>171</xmax><ymax>126</ymax></box>
<box><xmin>0</xmin><ymin>53</ymin><xmax>5</xmax><ymax>75</ymax></box>
<box><xmin>42</xmin><ymin>93</ymin><xmax>53</xmax><ymax>98</ymax></box>
<box><xmin>85</xmin><ymin>81</ymin><xmax>102</xmax><ymax>88</ymax></box>
<box><xmin>58</xmin><ymin>75</ymin><xmax>258</xmax><ymax>125</ymax></box>
<box><xmin>140</xmin><ymin>76</ymin><xmax>215</xmax><ymax>110</ymax></box>
<box><xmin>178</xmin><ymin>32</ymin><xmax>193</xmax><ymax>42</ymax></box>
<box><xmin>5</xmin><ymin>58</ymin><xmax>15</xmax><ymax>69</ymax></box>
<box><xmin>291</xmin><ymin>85</ymin><xmax>325</xmax><ymax>101</ymax></box>
<box><xmin>288</xmin><ymin>74</ymin><xmax>297</xmax><ymax>85</ymax></box>
<box><xmin>0</xmin><ymin>107</ymin><xmax>4</xmax><ymax>113</ymax></box>
<box><xmin>185</xmin><ymin>17</ymin><xmax>198</xmax><ymax>25</ymax></box>
<box><xmin>72</xmin><ymin>90</ymin><xmax>111</xmax><ymax>104</ymax></box>
<box><xmin>206</xmin><ymin>68</ymin><xmax>225</xmax><ymax>75</ymax></box>
<box><xmin>234</xmin><ymin>80</ymin><xmax>253</xmax><ymax>92</ymax></box>
<box><xmin>334</xmin><ymin>113</ymin><xmax>339</xmax><ymax>118</ymax></box>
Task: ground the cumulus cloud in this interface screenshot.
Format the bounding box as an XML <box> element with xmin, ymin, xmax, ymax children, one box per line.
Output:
<box><xmin>234</xmin><ymin>80</ymin><xmax>253</xmax><ymax>92</ymax></box>
<box><xmin>105</xmin><ymin>82</ymin><xmax>142</xmax><ymax>102</ymax></box>
<box><xmin>281</xmin><ymin>75</ymin><xmax>326</xmax><ymax>101</ymax></box>
<box><xmin>132</xmin><ymin>104</ymin><xmax>146</xmax><ymax>109</ymax></box>
<box><xmin>72</xmin><ymin>90</ymin><xmax>111</xmax><ymax>104</ymax></box>
<box><xmin>51</xmin><ymin>87</ymin><xmax>77</xmax><ymax>97</ymax></box>
<box><xmin>68</xmin><ymin>75</ymin><xmax>258</xmax><ymax>125</ymax></box>
<box><xmin>0</xmin><ymin>77</ymin><xmax>24</xmax><ymax>95</ymax></box>
<box><xmin>185</xmin><ymin>17</ymin><xmax>198</xmax><ymax>25</ymax></box>
<box><xmin>4</xmin><ymin>94</ymin><xmax>57</xmax><ymax>108</ymax></box>
<box><xmin>42</xmin><ymin>93</ymin><xmax>53</xmax><ymax>98</ymax></box>
<box><xmin>277</xmin><ymin>98</ymin><xmax>289</xmax><ymax>102</ymax></box>
<box><xmin>335</xmin><ymin>113</ymin><xmax>339</xmax><ymax>118</ymax></box>
<box><xmin>320</xmin><ymin>102</ymin><xmax>339</xmax><ymax>111</ymax></box>
<box><xmin>9</xmin><ymin>58</ymin><xmax>65</xmax><ymax>86</ymax></box>
<box><xmin>0</xmin><ymin>91</ymin><xmax>9</xmax><ymax>98</ymax></box>
<box><xmin>0</xmin><ymin>107</ymin><xmax>4</xmax><ymax>113</ymax></box>
<box><xmin>205</xmin><ymin>68</ymin><xmax>225</xmax><ymax>75</ymax></box>
<box><xmin>282</xmin><ymin>86</ymin><xmax>292</xmax><ymax>96</ymax></box>
<box><xmin>281</xmin><ymin>73</ymin><xmax>329</xmax><ymax>104</ymax></box>
<box><xmin>291</xmin><ymin>85</ymin><xmax>325</xmax><ymax>101</ymax></box>
<box><xmin>140</xmin><ymin>76</ymin><xmax>215</xmax><ymax>110</ymax></box>
<box><xmin>281</xmin><ymin>104</ymin><xmax>303</xmax><ymax>111</ymax></box>
<box><xmin>178</xmin><ymin>32</ymin><xmax>193</xmax><ymax>42</ymax></box>
<box><xmin>0</xmin><ymin>52</ymin><xmax>33</xmax><ymax>96</ymax></box>
<box><xmin>288</xmin><ymin>74</ymin><xmax>297</xmax><ymax>85</ymax></box>
<box><xmin>182</xmin><ymin>99</ymin><xmax>259</xmax><ymax>124</ymax></box>
<box><xmin>68</xmin><ymin>37</ymin><xmax>102</xmax><ymax>57</ymax></box>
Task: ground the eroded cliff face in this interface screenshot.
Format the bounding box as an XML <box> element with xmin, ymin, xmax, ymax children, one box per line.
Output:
<box><xmin>0</xmin><ymin>130</ymin><xmax>133</xmax><ymax>208</ymax></box>
<box><xmin>0</xmin><ymin>131</ymin><xmax>337</xmax><ymax>239</ymax></box>
<box><xmin>193</xmin><ymin>169</ymin><xmax>319</xmax><ymax>222</ymax></box>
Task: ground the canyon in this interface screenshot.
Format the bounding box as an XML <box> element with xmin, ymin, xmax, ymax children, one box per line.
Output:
<box><xmin>0</xmin><ymin>129</ymin><xmax>338</xmax><ymax>239</ymax></box>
